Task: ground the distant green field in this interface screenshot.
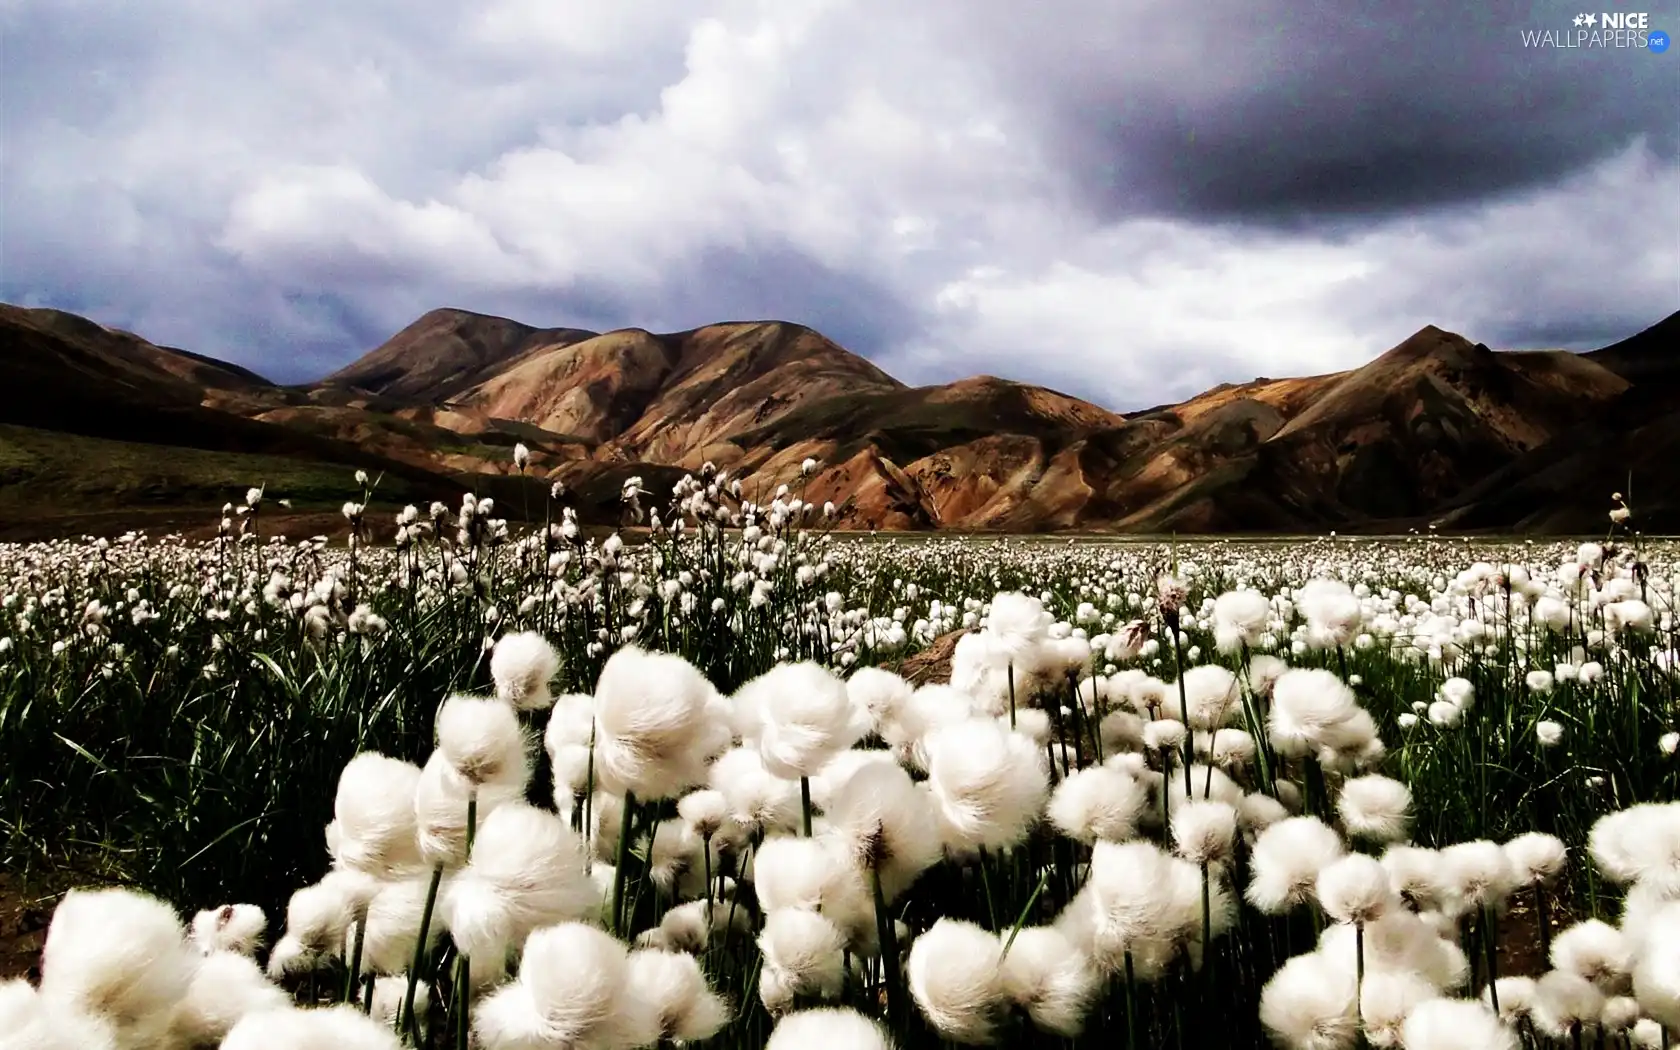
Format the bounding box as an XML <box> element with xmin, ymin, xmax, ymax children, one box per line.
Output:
<box><xmin>0</xmin><ymin>423</ymin><xmax>421</xmax><ymax>512</ymax></box>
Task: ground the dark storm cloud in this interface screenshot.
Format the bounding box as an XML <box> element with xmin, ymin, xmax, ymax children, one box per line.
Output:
<box><xmin>937</xmin><ymin>0</ymin><xmax>1679</xmax><ymax>224</ymax></box>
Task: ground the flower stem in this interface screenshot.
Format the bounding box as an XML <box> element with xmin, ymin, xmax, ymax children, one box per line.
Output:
<box><xmin>800</xmin><ymin>776</ymin><xmax>813</xmax><ymax>837</ymax></box>
<box><xmin>400</xmin><ymin>864</ymin><xmax>443</xmax><ymax>1042</ymax></box>
<box><xmin>870</xmin><ymin>863</ymin><xmax>902</xmax><ymax>1028</ymax></box>
<box><xmin>342</xmin><ymin>914</ymin><xmax>366</xmax><ymax>1005</ymax></box>
<box><xmin>612</xmin><ymin>791</ymin><xmax>638</xmax><ymax>936</ymax></box>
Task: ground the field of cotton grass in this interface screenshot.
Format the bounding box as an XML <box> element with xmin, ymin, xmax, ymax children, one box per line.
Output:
<box><xmin>3</xmin><ymin>465</ymin><xmax>1680</xmax><ymax>1049</ymax></box>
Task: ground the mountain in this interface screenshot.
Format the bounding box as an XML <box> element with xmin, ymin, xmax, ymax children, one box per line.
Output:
<box><xmin>1434</xmin><ymin>310</ymin><xmax>1680</xmax><ymax>532</ymax></box>
<box><xmin>2</xmin><ymin>301</ymin><xmax>1676</xmax><ymax>537</ymax></box>
<box><xmin>456</xmin><ymin>322</ymin><xmax>908</xmax><ymax>455</ymax></box>
<box><xmin>321</xmin><ymin>308</ymin><xmax>598</xmax><ymax>402</ymax></box>
<box><xmin>0</xmin><ymin>305</ymin><xmax>556</xmax><ymax>537</ymax></box>
<box><xmin>1585</xmin><ymin>310</ymin><xmax>1680</xmax><ymax>386</ymax></box>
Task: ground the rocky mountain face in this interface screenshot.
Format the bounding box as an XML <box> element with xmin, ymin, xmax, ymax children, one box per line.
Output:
<box><xmin>3</xmin><ymin>300</ymin><xmax>1675</xmax><ymax>534</ymax></box>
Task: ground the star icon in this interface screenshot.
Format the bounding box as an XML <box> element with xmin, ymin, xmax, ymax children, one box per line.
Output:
<box><xmin>1585</xmin><ymin>12</ymin><xmax>1598</xmax><ymax>25</ymax></box>
<box><xmin>1574</xmin><ymin>13</ymin><xmax>1586</xmax><ymax>25</ymax></box>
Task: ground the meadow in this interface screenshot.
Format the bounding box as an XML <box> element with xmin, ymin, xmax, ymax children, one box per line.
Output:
<box><xmin>2</xmin><ymin>463</ymin><xmax>1678</xmax><ymax>1050</ymax></box>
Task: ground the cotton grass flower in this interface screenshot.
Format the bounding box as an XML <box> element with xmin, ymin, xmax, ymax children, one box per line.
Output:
<box><xmin>544</xmin><ymin>692</ymin><xmax>601</xmax><ymax>808</ymax></box>
<box><xmin>1170</xmin><ymin>799</ymin><xmax>1238</xmax><ymax>869</ymax></box>
<box><xmin>1076</xmin><ymin>839</ymin><xmax>1234</xmax><ymax>978</ymax></box>
<box><xmin>1143</xmin><ymin>717</ymin><xmax>1188</xmax><ymax>754</ymax></box>
<box><xmin>1550</xmin><ymin>919</ymin><xmax>1632</xmax><ymax>992</ymax></box>
<box><xmin>764</xmin><ymin>1008</ymin><xmax>896</xmax><ymax>1050</ymax></box>
<box><xmin>435</xmin><ymin>693</ymin><xmax>531</xmax><ymax>790</ymax></box>
<box><xmin>1359</xmin><ymin>969</ymin><xmax>1440</xmax><ymax>1048</ymax></box>
<box><xmin>676</xmin><ymin>787</ymin><xmax>736</xmax><ymax>846</ymax></box>
<box><xmin>1381</xmin><ymin>845</ymin><xmax>1448</xmax><ymax>912</ymax></box>
<box><xmin>221</xmin><ymin>1004</ymin><xmax>406</xmax><ymax>1050</ymax></box>
<box><xmin>1601</xmin><ymin>994</ymin><xmax>1641</xmax><ymax>1035</ymax></box>
<box><xmin>1248</xmin><ymin>816</ymin><xmax>1346</xmax><ymax>914</ymax></box>
<box><xmin>624</xmin><ymin>947</ymin><xmax>730</xmax><ymax>1043</ymax></box>
<box><xmin>473</xmin><ymin>922</ymin><xmax>651</xmax><ymax>1050</ymax></box>
<box><xmin>753</xmin><ymin>834</ymin><xmax>876</xmax><ymax>949</ymax></box>
<box><xmin>744</xmin><ymin>661</ymin><xmax>861</xmax><ymax>781</ymax></box>
<box><xmin>825</xmin><ymin>760</ymin><xmax>943</xmax><ymax>902</ymax></box>
<box><xmin>880</xmin><ymin>684</ymin><xmax>976</xmax><ymax>768</ymax></box>
<box><xmin>998</xmin><ymin>925</ymin><xmax>1101</xmax><ymax>1037</ymax></box>
<box><xmin>1298</xmin><ymin>579</ymin><xmax>1363</xmax><ymax>650</ymax></box>
<box><xmin>593</xmin><ymin>645</ymin><xmax>717</xmax><ymax>801</ymax></box>
<box><xmin>1212</xmin><ymin>588</ymin><xmax>1271</xmax><ymax>653</ymax></box>
<box><xmin>1208</xmin><ymin>727</ymin><xmax>1258</xmax><ymax>770</ymax></box>
<box><xmin>1048</xmin><ymin>764</ymin><xmax>1149</xmax><ymax>844</ymax></box>
<box><xmin>653</xmin><ymin>897</ymin><xmax>752</xmax><ymax>955</ymax></box>
<box><xmin>948</xmin><ymin>632</ymin><xmax>1015</xmax><ymax>720</ymax></box>
<box><xmin>1179</xmin><ymin>664</ymin><xmax>1241</xmax><ymax>729</ymax></box>
<box><xmin>808</xmin><ymin>748</ymin><xmax>900</xmax><ymax>812</ymax></box>
<box><xmin>1337</xmin><ymin>775</ymin><xmax>1413</xmax><ymax>844</ymax></box>
<box><xmin>1440</xmin><ymin>840</ymin><xmax>1519</xmax><ymax>917</ymax></box>
<box><xmin>441</xmin><ymin>802</ymin><xmax>599</xmax><ymax>967</ymax></box>
<box><xmin>1483</xmin><ymin>976</ymin><xmax>1538</xmax><ymax>1026</ymax></box>
<box><xmin>1589</xmin><ymin>803</ymin><xmax>1680</xmax><ymax>893</ymax></box>
<box><xmin>758</xmin><ymin>908</ymin><xmax>849</xmax><ymax>1013</ymax></box>
<box><xmin>359</xmin><ymin>874</ymin><xmax>449</xmax><ymax>977</ymax></box>
<box><xmin>1317</xmin><ymin>910</ymin><xmax>1469</xmax><ymax>992</ymax></box>
<box><xmin>845</xmin><ymin>666</ymin><xmax>914</xmax><ymax>736</ymax></box>
<box><xmin>1258</xmin><ymin>950</ymin><xmax>1357</xmax><ymax>1050</ymax></box>
<box><xmin>267</xmin><ymin>872</ymin><xmax>372</xmax><ymax>977</ymax></box>
<box><xmin>1631</xmin><ymin>902</ymin><xmax>1680</xmax><ymax>1031</ymax></box>
<box><xmin>415</xmin><ymin>750</ymin><xmax>527</xmax><ymax>870</ymax></box>
<box><xmin>1249</xmin><ymin>654</ymin><xmax>1289</xmax><ymax>697</ymax></box>
<box><xmin>0</xmin><ymin>977</ymin><xmax>118</xmax><ymax>1050</ymax></box>
<box><xmin>329</xmin><ymin>753</ymin><xmax>426</xmax><ymax>879</ymax></box>
<box><xmin>1269</xmin><ymin>669</ymin><xmax>1363</xmax><ymax>758</ymax></box>
<box><xmin>921</xmin><ymin>718</ymin><xmax>1049</xmax><ymax>855</ymax></box>
<box><xmin>1317</xmin><ymin>854</ymin><xmax>1400</xmax><ymax>926</ymax></box>
<box><xmin>1532</xmin><ymin>969</ymin><xmax>1607</xmax><ymax>1042</ymax></box>
<box><xmin>38</xmin><ymin>886</ymin><xmax>199</xmax><ymax>1047</ymax></box>
<box><xmin>189</xmin><ymin>903</ymin><xmax>268</xmax><ymax>956</ymax></box>
<box><xmin>165</xmin><ymin>948</ymin><xmax>290</xmax><ymax>1046</ymax></box>
<box><xmin>984</xmin><ymin>592</ymin><xmax>1055</xmax><ymax>662</ymax></box>
<box><xmin>709</xmin><ymin>746</ymin><xmax>802</xmax><ymax>838</ymax></box>
<box><xmin>1399</xmin><ymin>997</ymin><xmax>1518</xmax><ymax>1050</ymax></box>
<box><xmin>1239</xmin><ymin>791</ymin><xmax>1291</xmax><ymax>838</ymax></box>
<box><xmin>489</xmin><ymin>630</ymin><xmax>560</xmax><ymax>711</ymax></box>
<box><xmin>1504</xmin><ymin>832</ymin><xmax>1567</xmax><ymax>887</ymax></box>
<box><xmin>906</xmin><ymin>917</ymin><xmax>1008</xmax><ymax>1044</ymax></box>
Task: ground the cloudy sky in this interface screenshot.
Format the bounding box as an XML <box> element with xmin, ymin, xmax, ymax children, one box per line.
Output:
<box><xmin>3</xmin><ymin>0</ymin><xmax>1676</xmax><ymax>409</ymax></box>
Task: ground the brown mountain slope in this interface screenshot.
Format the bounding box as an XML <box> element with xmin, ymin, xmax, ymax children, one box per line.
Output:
<box><xmin>855</xmin><ymin>325</ymin><xmax>1632</xmax><ymax>533</ymax></box>
<box><xmin>1234</xmin><ymin>327</ymin><xmax>1629</xmax><ymax>521</ymax></box>
<box><xmin>453</xmin><ymin>329</ymin><xmax>681</xmax><ymax>445</ymax></box>
<box><xmin>0</xmin><ymin>306</ymin><xmax>560</xmax><ymax>525</ymax></box>
<box><xmin>0</xmin><ymin>304</ymin><xmax>275</xmax><ymax>405</ymax></box>
<box><xmin>455</xmin><ymin>321</ymin><xmax>908</xmax><ymax>458</ymax></box>
<box><xmin>1153</xmin><ymin>374</ymin><xmax>1338</xmax><ymax>426</ymax></box>
<box><xmin>1436</xmin><ymin>309</ymin><xmax>1680</xmax><ymax>531</ymax></box>
<box><xmin>605</xmin><ymin>323</ymin><xmax>910</xmax><ymax>463</ymax></box>
<box><xmin>7</xmin><ymin>300</ymin><xmax>1678</xmax><ymax>535</ymax></box>
<box><xmin>703</xmin><ymin>372</ymin><xmax>1126</xmax><ymax>527</ymax></box>
<box><xmin>322</xmin><ymin>308</ymin><xmax>598</xmax><ymax>402</ymax></box>
<box><xmin>1585</xmin><ymin>309</ymin><xmax>1680</xmax><ymax>385</ymax></box>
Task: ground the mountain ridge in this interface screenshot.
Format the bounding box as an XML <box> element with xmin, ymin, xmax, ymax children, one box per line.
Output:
<box><xmin>2</xmin><ymin>300</ymin><xmax>1676</xmax><ymax>535</ymax></box>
